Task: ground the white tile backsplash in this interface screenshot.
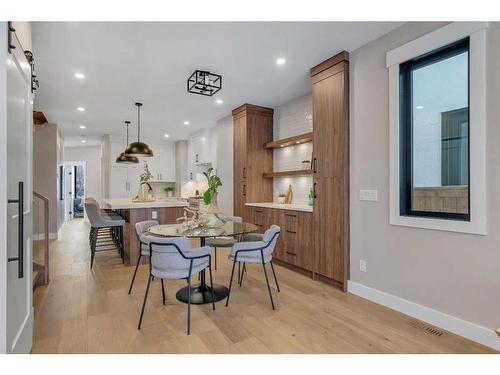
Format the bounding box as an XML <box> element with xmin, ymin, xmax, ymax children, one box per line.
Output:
<box><xmin>272</xmin><ymin>93</ymin><xmax>313</xmax><ymax>205</ymax></box>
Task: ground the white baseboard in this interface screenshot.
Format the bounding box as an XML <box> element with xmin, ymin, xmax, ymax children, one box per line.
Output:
<box><xmin>347</xmin><ymin>281</ymin><xmax>500</xmax><ymax>351</ymax></box>
<box><xmin>32</xmin><ymin>232</ymin><xmax>58</xmax><ymax>241</ymax></box>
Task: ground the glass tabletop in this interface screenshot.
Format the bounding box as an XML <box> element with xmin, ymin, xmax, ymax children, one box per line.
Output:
<box><xmin>148</xmin><ymin>222</ymin><xmax>258</xmax><ymax>238</ymax></box>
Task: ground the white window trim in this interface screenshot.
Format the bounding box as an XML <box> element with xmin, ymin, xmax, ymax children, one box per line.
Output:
<box><xmin>388</xmin><ymin>22</ymin><xmax>488</xmax><ymax>235</ymax></box>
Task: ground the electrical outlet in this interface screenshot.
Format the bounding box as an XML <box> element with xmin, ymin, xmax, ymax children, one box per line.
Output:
<box><xmin>151</xmin><ymin>210</ymin><xmax>158</xmax><ymax>219</ymax></box>
<box><xmin>359</xmin><ymin>189</ymin><xmax>378</xmax><ymax>202</ymax></box>
<box><xmin>359</xmin><ymin>260</ymin><xmax>367</xmax><ymax>272</ymax></box>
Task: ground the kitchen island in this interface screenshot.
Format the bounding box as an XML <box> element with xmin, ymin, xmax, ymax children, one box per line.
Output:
<box><xmin>103</xmin><ymin>198</ymin><xmax>189</xmax><ymax>266</ymax></box>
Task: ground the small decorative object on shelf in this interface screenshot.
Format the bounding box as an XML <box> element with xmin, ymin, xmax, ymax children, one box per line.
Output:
<box><xmin>308</xmin><ymin>189</ymin><xmax>314</xmax><ymax>206</ymax></box>
<box><xmin>187</xmin><ymin>70</ymin><xmax>222</xmax><ymax>97</ymax></box>
<box><xmin>136</xmin><ymin>162</ymin><xmax>154</xmax><ymax>202</ymax></box>
<box><xmin>278</xmin><ymin>193</ymin><xmax>286</xmax><ymax>204</ymax></box>
<box><xmin>285</xmin><ymin>184</ymin><xmax>293</xmax><ymax>204</ymax></box>
<box><xmin>164</xmin><ymin>186</ymin><xmax>175</xmax><ymax>197</ymax></box>
<box><xmin>302</xmin><ymin>159</ymin><xmax>311</xmax><ymax>170</ymax></box>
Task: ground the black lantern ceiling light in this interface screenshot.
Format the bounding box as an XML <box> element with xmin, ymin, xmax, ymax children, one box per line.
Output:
<box><xmin>124</xmin><ymin>102</ymin><xmax>153</xmax><ymax>157</ymax></box>
<box><xmin>116</xmin><ymin>121</ymin><xmax>139</xmax><ymax>164</ymax></box>
<box><xmin>187</xmin><ymin>70</ymin><xmax>222</xmax><ymax>96</ymax></box>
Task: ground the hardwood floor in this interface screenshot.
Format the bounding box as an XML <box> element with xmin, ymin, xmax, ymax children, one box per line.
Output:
<box><xmin>32</xmin><ymin>219</ymin><xmax>495</xmax><ymax>354</ymax></box>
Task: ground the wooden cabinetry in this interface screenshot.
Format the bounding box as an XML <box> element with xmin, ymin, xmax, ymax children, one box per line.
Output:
<box><xmin>245</xmin><ymin>206</ymin><xmax>313</xmax><ymax>273</ymax></box>
<box><xmin>232</xmin><ymin>104</ymin><xmax>274</xmax><ymax>219</ymax></box>
<box><xmin>310</xmin><ymin>51</ymin><xmax>349</xmax><ymax>290</ymax></box>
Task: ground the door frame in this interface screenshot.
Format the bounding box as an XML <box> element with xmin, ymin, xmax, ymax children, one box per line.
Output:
<box><xmin>64</xmin><ymin>161</ymin><xmax>86</xmax><ymax>220</ymax></box>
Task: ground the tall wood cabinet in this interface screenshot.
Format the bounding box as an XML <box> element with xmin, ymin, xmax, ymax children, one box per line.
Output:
<box><xmin>310</xmin><ymin>52</ymin><xmax>350</xmax><ymax>290</ymax></box>
<box><xmin>232</xmin><ymin>104</ymin><xmax>274</xmax><ymax>219</ymax></box>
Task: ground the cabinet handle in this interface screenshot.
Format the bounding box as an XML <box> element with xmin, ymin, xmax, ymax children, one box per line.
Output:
<box><xmin>313</xmin><ymin>157</ymin><xmax>317</xmax><ymax>173</ymax></box>
<box><xmin>286</xmin><ymin>230</ymin><xmax>297</xmax><ymax>234</ymax></box>
<box><xmin>190</xmin><ymin>172</ymin><xmax>193</xmax><ymax>180</ymax></box>
<box><xmin>286</xmin><ymin>251</ymin><xmax>297</xmax><ymax>256</ymax></box>
<box><xmin>195</xmin><ymin>154</ymin><xmax>199</xmax><ymax>163</ymax></box>
<box><xmin>8</xmin><ymin>181</ymin><xmax>24</xmax><ymax>278</ymax></box>
<box><xmin>285</xmin><ymin>213</ymin><xmax>297</xmax><ymax>218</ymax></box>
<box><xmin>313</xmin><ymin>182</ymin><xmax>317</xmax><ymax>198</ymax></box>
<box><xmin>242</xmin><ymin>167</ymin><xmax>246</xmax><ymax>179</ymax></box>
<box><xmin>243</xmin><ymin>184</ymin><xmax>246</xmax><ymax>197</ymax></box>
<box><xmin>254</xmin><ymin>209</ymin><xmax>263</xmax><ymax>213</ymax></box>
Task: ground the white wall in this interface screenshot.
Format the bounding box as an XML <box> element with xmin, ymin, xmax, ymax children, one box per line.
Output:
<box><xmin>273</xmin><ymin>94</ymin><xmax>314</xmax><ymax>204</ymax></box>
<box><xmin>350</xmin><ymin>21</ymin><xmax>500</xmax><ymax>340</ymax></box>
<box><xmin>215</xmin><ymin>115</ymin><xmax>233</xmax><ymax>215</ymax></box>
<box><xmin>64</xmin><ymin>145</ymin><xmax>102</xmax><ymax>204</ymax></box>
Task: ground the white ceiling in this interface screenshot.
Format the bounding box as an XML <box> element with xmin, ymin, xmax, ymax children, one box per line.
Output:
<box><xmin>32</xmin><ymin>22</ymin><xmax>403</xmax><ymax>146</ymax></box>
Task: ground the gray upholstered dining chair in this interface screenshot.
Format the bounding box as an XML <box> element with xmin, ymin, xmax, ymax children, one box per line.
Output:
<box><xmin>84</xmin><ymin>200</ymin><xmax>125</xmax><ymax>268</ymax></box>
<box><xmin>205</xmin><ymin>215</ymin><xmax>242</xmax><ymax>270</ymax></box>
<box><xmin>128</xmin><ymin>220</ymin><xmax>159</xmax><ymax>294</ymax></box>
<box><xmin>225</xmin><ymin>225</ymin><xmax>281</xmax><ymax>310</ymax></box>
<box><xmin>137</xmin><ymin>236</ymin><xmax>215</xmax><ymax>335</ymax></box>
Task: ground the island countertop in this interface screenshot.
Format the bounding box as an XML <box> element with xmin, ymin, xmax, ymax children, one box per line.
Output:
<box><xmin>103</xmin><ymin>197</ymin><xmax>189</xmax><ymax>210</ymax></box>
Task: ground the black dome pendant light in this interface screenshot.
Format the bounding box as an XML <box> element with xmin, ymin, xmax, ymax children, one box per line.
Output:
<box><xmin>116</xmin><ymin>121</ymin><xmax>139</xmax><ymax>164</ymax></box>
<box><xmin>124</xmin><ymin>102</ymin><xmax>153</xmax><ymax>157</ymax></box>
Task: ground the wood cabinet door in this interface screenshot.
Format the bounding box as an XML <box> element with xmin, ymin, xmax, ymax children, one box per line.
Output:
<box><xmin>297</xmin><ymin>211</ymin><xmax>313</xmax><ymax>271</ymax></box>
<box><xmin>233</xmin><ymin>116</ymin><xmax>247</xmax><ymax>217</ymax></box>
<box><xmin>313</xmin><ymin>177</ymin><xmax>345</xmax><ymax>282</ymax></box>
<box><xmin>312</xmin><ymin>70</ymin><xmax>347</xmax><ymax>179</ymax></box>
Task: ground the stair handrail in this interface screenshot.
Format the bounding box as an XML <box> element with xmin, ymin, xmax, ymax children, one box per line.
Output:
<box><xmin>33</xmin><ymin>191</ymin><xmax>49</xmax><ymax>285</ymax></box>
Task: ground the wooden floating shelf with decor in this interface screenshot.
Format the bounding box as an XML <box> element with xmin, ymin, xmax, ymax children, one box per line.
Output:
<box><xmin>265</xmin><ymin>132</ymin><xmax>313</xmax><ymax>149</ymax></box>
<box><xmin>263</xmin><ymin>170</ymin><xmax>313</xmax><ymax>178</ymax></box>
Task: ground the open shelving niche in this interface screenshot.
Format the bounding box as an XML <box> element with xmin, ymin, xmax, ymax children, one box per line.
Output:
<box><xmin>263</xmin><ymin>132</ymin><xmax>313</xmax><ymax>178</ymax></box>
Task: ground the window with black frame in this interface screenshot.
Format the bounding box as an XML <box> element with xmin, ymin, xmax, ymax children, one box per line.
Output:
<box><xmin>399</xmin><ymin>38</ymin><xmax>470</xmax><ymax>221</ymax></box>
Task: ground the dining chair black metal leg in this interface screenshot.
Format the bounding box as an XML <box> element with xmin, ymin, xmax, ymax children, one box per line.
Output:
<box><xmin>137</xmin><ymin>274</ymin><xmax>152</xmax><ymax>329</ymax></box>
<box><xmin>208</xmin><ymin>261</ymin><xmax>215</xmax><ymax>311</ymax></box>
<box><xmin>261</xmin><ymin>253</ymin><xmax>275</xmax><ymax>310</ymax></box>
<box><xmin>161</xmin><ymin>279</ymin><xmax>166</xmax><ymax>305</ymax></box>
<box><xmin>90</xmin><ymin>228</ymin><xmax>97</xmax><ymax>269</ymax></box>
<box><xmin>214</xmin><ymin>248</ymin><xmax>217</xmax><ymax>270</ymax></box>
<box><xmin>225</xmin><ymin>260</ymin><xmax>237</xmax><ymax>307</ymax></box>
<box><xmin>128</xmin><ymin>253</ymin><xmax>142</xmax><ymax>294</ymax></box>
<box><xmin>270</xmin><ymin>261</ymin><xmax>280</xmax><ymax>292</ymax></box>
<box><xmin>238</xmin><ymin>261</ymin><xmax>241</xmax><ymax>283</ymax></box>
<box><xmin>239</xmin><ymin>262</ymin><xmax>245</xmax><ymax>287</ymax></box>
<box><xmin>187</xmin><ymin>274</ymin><xmax>192</xmax><ymax>335</ymax></box>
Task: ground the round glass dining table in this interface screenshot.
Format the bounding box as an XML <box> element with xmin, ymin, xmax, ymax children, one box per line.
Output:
<box><xmin>148</xmin><ymin>221</ymin><xmax>258</xmax><ymax>305</ymax></box>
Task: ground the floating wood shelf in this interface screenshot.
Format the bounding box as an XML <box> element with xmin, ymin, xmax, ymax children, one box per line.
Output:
<box><xmin>263</xmin><ymin>170</ymin><xmax>313</xmax><ymax>178</ymax></box>
<box><xmin>265</xmin><ymin>132</ymin><xmax>313</xmax><ymax>149</ymax></box>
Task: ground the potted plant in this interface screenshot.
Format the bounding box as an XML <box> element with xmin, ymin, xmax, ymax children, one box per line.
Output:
<box><xmin>164</xmin><ymin>186</ymin><xmax>175</xmax><ymax>197</ymax></box>
<box><xmin>308</xmin><ymin>188</ymin><xmax>314</xmax><ymax>206</ymax></box>
<box><xmin>202</xmin><ymin>167</ymin><xmax>222</xmax><ymax>208</ymax></box>
<box><xmin>302</xmin><ymin>159</ymin><xmax>311</xmax><ymax>170</ymax></box>
<box><xmin>278</xmin><ymin>193</ymin><xmax>286</xmax><ymax>204</ymax></box>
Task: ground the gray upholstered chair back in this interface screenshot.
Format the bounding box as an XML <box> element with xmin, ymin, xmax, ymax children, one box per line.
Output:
<box><xmin>261</xmin><ymin>225</ymin><xmax>280</xmax><ymax>258</ymax></box>
<box><xmin>150</xmin><ymin>236</ymin><xmax>199</xmax><ymax>273</ymax></box>
<box><xmin>135</xmin><ymin>220</ymin><xmax>159</xmax><ymax>237</ymax></box>
<box><xmin>84</xmin><ymin>201</ymin><xmax>100</xmax><ymax>227</ymax></box>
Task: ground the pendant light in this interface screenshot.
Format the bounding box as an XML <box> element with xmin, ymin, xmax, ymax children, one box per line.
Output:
<box><xmin>124</xmin><ymin>102</ymin><xmax>154</xmax><ymax>157</ymax></box>
<box><xmin>116</xmin><ymin>121</ymin><xmax>139</xmax><ymax>164</ymax></box>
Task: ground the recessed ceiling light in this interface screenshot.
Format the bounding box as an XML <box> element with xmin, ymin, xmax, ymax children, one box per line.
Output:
<box><xmin>276</xmin><ymin>57</ymin><xmax>286</xmax><ymax>65</ymax></box>
<box><xmin>77</xmin><ymin>107</ymin><xmax>85</xmax><ymax>112</ymax></box>
<box><xmin>184</xmin><ymin>121</ymin><xmax>190</xmax><ymax>125</ymax></box>
<box><xmin>164</xmin><ymin>134</ymin><xmax>170</xmax><ymax>138</ymax></box>
<box><xmin>74</xmin><ymin>72</ymin><xmax>85</xmax><ymax>79</ymax></box>
<box><xmin>296</xmin><ymin>141</ymin><xmax>300</xmax><ymax>144</ymax></box>
<box><xmin>81</xmin><ymin>140</ymin><xmax>87</xmax><ymax>144</ymax></box>
<box><xmin>79</xmin><ymin>125</ymin><xmax>86</xmax><ymax>129</ymax></box>
<box><xmin>215</xmin><ymin>99</ymin><xmax>223</xmax><ymax>105</ymax></box>
<box><xmin>280</xmin><ymin>145</ymin><xmax>284</xmax><ymax>148</ymax></box>
<box><xmin>416</xmin><ymin>105</ymin><xmax>424</xmax><ymax>109</ymax></box>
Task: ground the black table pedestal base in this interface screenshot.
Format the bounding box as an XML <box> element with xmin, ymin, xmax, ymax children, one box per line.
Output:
<box><xmin>176</xmin><ymin>283</ymin><xmax>228</xmax><ymax>305</ymax></box>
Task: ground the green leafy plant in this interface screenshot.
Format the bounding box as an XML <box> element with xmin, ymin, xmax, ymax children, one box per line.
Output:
<box><xmin>302</xmin><ymin>160</ymin><xmax>311</xmax><ymax>164</ymax></box>
<box><xmin>308</xmin><ymin>189</ymin><xmax>314</xmax><ymax>198</ymax></box>
<box><xmin>278</xmin><ymin>193</ymin><xmax>286</xmax><ymax>198</ymax></box>
<box><xmin>202</xmin><ymin>167</ymin><xmax>222</xmax><ymax>205</ymax></box>
<box><xmin>164</xmin><ymin>186</ymin><xmax>174</xmax><ymax>193</ymax></box>
<box><xmin>140</xmin><ymin>162</ymin><xmax>152</xmax><ymax>183</ymax></box>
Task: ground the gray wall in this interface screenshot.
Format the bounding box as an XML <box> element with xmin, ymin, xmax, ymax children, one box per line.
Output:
<box><xmin>349</xmin><ymin>22</ymin><xmax>500</xmax><ymax>330</ymax></box>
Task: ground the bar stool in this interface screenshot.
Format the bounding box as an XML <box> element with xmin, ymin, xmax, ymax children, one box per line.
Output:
<box><xmin>84</xmin><ymin>201</ymin><xmax>125</xmax><ymax>268</ymax></box>
<box><xmin>128</xmin><ymin>220</ymin><xmax>159</xmax><ymax>294</ymax></box>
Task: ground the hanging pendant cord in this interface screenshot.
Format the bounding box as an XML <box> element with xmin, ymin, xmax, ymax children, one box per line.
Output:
<box><xmin>137</xmin><ymin>103</ymin><xmax>141</xmax><ymax>142</ymax></box>
<box><xmin>125</xmin><ymin>121</ymin><xmax>130</xmax><ymax>146</ymax></box>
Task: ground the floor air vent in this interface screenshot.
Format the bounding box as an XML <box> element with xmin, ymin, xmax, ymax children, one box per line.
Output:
<box><xmin>408</xmin><ymin>319</ymin><xmax>444</xmax><ymax>337</ymax></box>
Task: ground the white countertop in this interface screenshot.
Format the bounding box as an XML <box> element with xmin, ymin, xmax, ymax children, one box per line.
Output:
<box><xmin>245</xmin><ymin>202</ymin><xmax>313</xmax><ymax>212</ymax></box>
<box><xmin>103</xmin><ymin>198</ymin><xmax>189</xmax><ymax>209</ymax></box>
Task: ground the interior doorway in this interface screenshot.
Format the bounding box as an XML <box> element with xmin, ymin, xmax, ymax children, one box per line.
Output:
<box><xmin>64</xmin><ymin>161</ymin><xmax>86</xmax><ymax>220</ymax></box>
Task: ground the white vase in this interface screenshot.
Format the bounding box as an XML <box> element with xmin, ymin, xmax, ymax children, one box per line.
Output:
<box><xmin>278</xmin><ymin>197</ymin><xmax>285</xmax><ymax>204</ymax></box>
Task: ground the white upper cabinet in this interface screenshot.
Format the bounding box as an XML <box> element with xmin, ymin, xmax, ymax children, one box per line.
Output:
<box><xmin>146</xmin><ymin>141</ymin><xmax>176</xmax><ymax>182</ymax></box>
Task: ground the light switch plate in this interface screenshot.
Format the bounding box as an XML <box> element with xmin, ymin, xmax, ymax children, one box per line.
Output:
<box><xmin>360</xmin><ymin>260</ymin><xmax>367</xmax><ymax>272</ymax></box>
<box><xmin>359</xmin><ymin>189</ymin><xmax>378</xmax><ymax>202</ymax></box>
<box><xmin>152</xmin><ymin>210</ymin><xmax>158</xmax><ymax>219</ymax></box>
